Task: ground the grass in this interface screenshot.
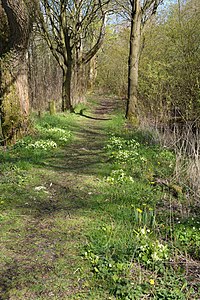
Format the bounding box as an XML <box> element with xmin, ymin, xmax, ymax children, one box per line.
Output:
<box><xmin>0</xmin><ymin>96</ymin><xmax>200</xmax><ymax>299</ymax></box>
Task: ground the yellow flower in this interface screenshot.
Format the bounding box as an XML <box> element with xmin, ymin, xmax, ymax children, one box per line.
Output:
<box><xmin>136</xmin><ymin>208</ymin><xmax>142</xmax><ymax>213</ymax></box>
<box><xmin>149</xmin><ymin>279</ymin><xmax>155</xmax><ymax>285</ymax></box>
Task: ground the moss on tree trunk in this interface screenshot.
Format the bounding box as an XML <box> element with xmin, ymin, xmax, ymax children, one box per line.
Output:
<box><xmin>0</xmin><ymin>58</ymin><xmax>29</xmax><ymax>145</ymax></box>
<box><xmin>0</xmin><ymin>0</ymin><xmax>31</xmax><ymax>145</ymax></box>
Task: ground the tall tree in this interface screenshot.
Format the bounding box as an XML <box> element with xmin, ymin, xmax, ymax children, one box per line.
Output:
<box><xmin>0</xmin><ymin>0</ymin><xmax>31</xmax><ymax>144</ymax></box>
<box><xmin>125</xmin><ymin>0</ymin><xmax>163</xmax><ymax>122</ymax></box>
<box><xmin>34</xmin><ymin>0</ymin><xmax>108</xmax><ymax>112</ymax></box>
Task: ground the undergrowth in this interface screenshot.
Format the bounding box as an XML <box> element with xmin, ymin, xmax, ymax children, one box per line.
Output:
<box><xmin>83</xmin><ymin>125</ymin><xmax>200</xmax><ymax>299</ymax></box>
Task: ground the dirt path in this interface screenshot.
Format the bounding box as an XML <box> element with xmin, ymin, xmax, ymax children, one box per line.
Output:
<box><xmin>0</xmin><ymin>97</ymin><xmax>119</xmax><ymax>299</ymax></box>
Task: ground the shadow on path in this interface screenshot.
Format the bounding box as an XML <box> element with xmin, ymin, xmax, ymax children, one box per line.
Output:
<box><xmin>76</xmin><ymin>111</ymin><xmax>112</xmax><ymax>121</ymax></box>
<box><xmin>0</xmin><ymin>96</ymin><xmax>121</xmax><ymax>299</ymax></box>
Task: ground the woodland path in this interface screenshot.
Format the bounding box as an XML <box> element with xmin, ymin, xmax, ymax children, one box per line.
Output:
<box><xmin>0</xmin><ymin>96</ymin><xmax>122</xmax><ymax>299</ymax></box>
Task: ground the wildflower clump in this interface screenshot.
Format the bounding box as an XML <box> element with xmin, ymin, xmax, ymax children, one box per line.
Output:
<box><xmin>105</xmin><ymin>169</ymin><xmax>134</xmax><ymax>185</ymax></box>
<box><xmin>37</xmin><ymin>126</ymin><xmax>72</xmax><ymax>145</ymax></box>
<box><xmin>134</xmin><ymin>227</ymin><xmax>169</xmax><ymax>266</ymax></box>
<box><xmin>25</xmin><ymin>140</ymin><xmax>57</xmax><ymax>150</ymax></box>
<box><xmin>105</xmin><ymin>136</ymin><xmax>143</xmax><ymax>165</ymax></box>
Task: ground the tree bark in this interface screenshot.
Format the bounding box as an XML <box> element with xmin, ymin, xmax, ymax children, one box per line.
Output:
<box><xmin>62</xmin><ymin>66</ymin><xmax>74</xmax><ymax>112</ymax></box>
<box><xmin>126</xmin><ymin>0</ymin><xmax>142</xmax><ymax>124</ymax></box>
<box><xmin>0</xmin><ymin>0</ymin><xmax>30</xmax><ymax>145</ymax></box>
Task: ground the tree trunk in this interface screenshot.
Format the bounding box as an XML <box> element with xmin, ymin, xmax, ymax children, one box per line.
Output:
<box><xmin>126</xmin><ymin>0</ymin><xmax>142</xmax><ymax>124</ymax></box>
<box><xmin>0</xmin><ymin>57</ymin><xmax>29</xmax><ymax>144</ymax></box>
<box><xmin>61</xmin><ymin>47</ymin><xmax>86</xmax><ymax>111</ymax></box>
<box><xmin>0</xmin><ymin>0</ymin><xmax>30</xmax><ymax>145</ymax></box>
<box><xmin>61</xmin><ymin>66</ymin><xmax>74</xmax><ymax>112</ymax></box>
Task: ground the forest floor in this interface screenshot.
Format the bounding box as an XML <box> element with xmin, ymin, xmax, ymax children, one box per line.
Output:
<box><xmin>0</xmin><ymin>95</ymin><xmax>200</xmax><ymax>299</ymax></box>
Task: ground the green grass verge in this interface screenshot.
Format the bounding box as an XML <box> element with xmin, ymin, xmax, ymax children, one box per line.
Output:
<box><xmin>81</xmin><ymin>111</ymin><xmax>199</xmax><ymax>299</ymax></box>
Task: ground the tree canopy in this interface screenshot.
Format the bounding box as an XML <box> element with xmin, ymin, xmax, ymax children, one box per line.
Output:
<box><xmin>34</xmin><ymin>0</ymin><xmax>109</xmax><ymax>111</ymax></box>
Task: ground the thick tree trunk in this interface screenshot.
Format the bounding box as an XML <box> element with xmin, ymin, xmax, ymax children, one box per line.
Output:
<box><xmin>0</xmin><ymin>0</ymin><xmax>30</xmax><ymax>144</ymax></box>
<box><xmin>126</xmin><ymin>0</ymin><xmax>142</xmax><ymax>124</ymax></box>
<box><xmin>61</xmin><ymin>66</ymin><xmax>74</xmax><ymax>112</ymax></box>
<box><xmin>0</xmin><ymin>57</ymin><xmax>29</xmax><ymax>144</ymax></box>
<box><xmin>61</xmin><ymin>60</ymin><xmax>86</xmax><ymax>111</ymax></box>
